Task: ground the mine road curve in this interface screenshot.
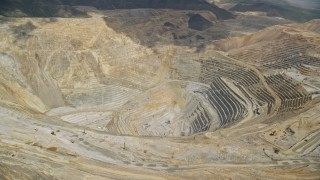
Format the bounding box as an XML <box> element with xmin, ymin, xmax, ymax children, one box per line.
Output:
<box><xmin>289</xmin><ymin>130</ymin><xmax>320</xmax><ymax>154</ymax></box>
<box><xmin>165</xmin><ymin>159</ymin><xmax>320</xmax><ymax>171</ymax></box>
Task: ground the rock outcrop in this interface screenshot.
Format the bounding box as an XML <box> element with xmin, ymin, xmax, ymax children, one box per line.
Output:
<box><xmin>188</xmin><ymin>14</ymin><xmax>213</xmax><ymax>31</ymax></box>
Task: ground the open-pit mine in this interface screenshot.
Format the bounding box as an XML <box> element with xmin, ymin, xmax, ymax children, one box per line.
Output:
<box><xmin>0</xmin><ymin>0</ymin><xmax>320</xmax><ymax>179</ymax></box>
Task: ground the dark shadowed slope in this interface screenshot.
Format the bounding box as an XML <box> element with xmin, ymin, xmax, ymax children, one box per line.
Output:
<box><xmin>0</xmin><ymin>0</ymin><xmax>234</xmax><ymax>20</ymax></box>
<box><xmin>0</xmin><ymin>0</ymin><xmax>89</xmax><ymax>18</ymax></box>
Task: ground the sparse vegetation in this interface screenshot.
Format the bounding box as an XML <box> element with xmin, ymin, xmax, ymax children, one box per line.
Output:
<box><xmin>11</xmin><ymin>21</ymin><xmax>37</xmax><ymax>38</ymax></box>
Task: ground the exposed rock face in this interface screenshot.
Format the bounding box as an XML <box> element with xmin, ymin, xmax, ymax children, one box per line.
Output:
<box><xmin>188</xmin><ymin>14</ymin><xmax>213</xmax><ymax>31</ymax></box>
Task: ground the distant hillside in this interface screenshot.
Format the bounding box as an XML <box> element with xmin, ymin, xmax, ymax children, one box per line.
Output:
<box><xmin>0</xmin><ymin>0</ymin><xmax>234</xmax><ymax>20</ymax></box>
<box><xmin>230</xmin><ymin>1</ymin><xmax>320</xmax><ymax>22</ymax></box>
<box><xmin>0</xmin><ymin>0</ymin><xmax>89</xmax><ymax>17</ymax></box>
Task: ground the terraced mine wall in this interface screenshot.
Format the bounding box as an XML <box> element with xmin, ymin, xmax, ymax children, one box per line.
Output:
<box><xmin>266</xmin><ymin>74</ymin><xmax>312</xmax><ymax>113</ymax></box>
<box><xmin>205</xmin><ymin>78</ymin><xmax>247</xmax><ymax>126</ymax></box>
<box><xmin>199</xmin><ymin>58</ymin><xmax>275</xmax><ymax>114</ymax></box>
<box><xmin>224</xmin><ymin>26</ymin><xmax>320</xmax><ymax>116</ymax></box>
<box><xmin>186</xmin><ymin>100</ymin><xmax>213</xmax><ymax>134</ymax></box>
<box><xmin>227</xmin><ymin>32</ymin><xmax>320</xmax><ymax>76</ymax></box>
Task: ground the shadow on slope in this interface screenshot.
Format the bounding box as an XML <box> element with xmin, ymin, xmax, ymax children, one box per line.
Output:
<box><xmin>0</xmin><ymin>0</ymin><xmax>234</xmax><ymax>19</ymax></box>
<box><xmin>103</xmin><ymin>9</ymin><xmax>291</xmax><ymax>49</ymax></box>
